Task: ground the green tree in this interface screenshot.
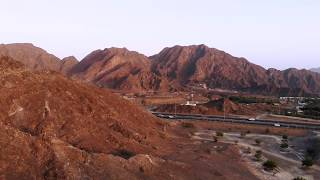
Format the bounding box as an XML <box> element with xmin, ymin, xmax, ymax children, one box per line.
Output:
<box><xmin>280</xmin><ymin>142</ymin><xmax>289</xmax><ymax>149</ymax></box>
<box><xmin>263</xmin><ymin>160</ymin><xmax>277</xmax><ymax>171</ymax></box>
<box><xmin>254</xmin><ymin>150</ymin><xmax>262</xmax><ymax>161</ymax></box>
<box><xmin>216</xmin><ymin>131</ymin><xmax>224</xmax><ymax>137</ymax></box>
<box><xmin>302</xmin><ymin>156</ymin><xmax>314</xmax><ymax>168</ymax></box>
<box><xmin>282</xmin><ymin>135</ymin><xmax>288</xmax><ymax>140</ymax></box>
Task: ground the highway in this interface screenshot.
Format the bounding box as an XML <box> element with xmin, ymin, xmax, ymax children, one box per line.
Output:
<box><xmin>152</xmin><ymin>112</ymin><xmax>320</xmax><ymax>130</ymax></box>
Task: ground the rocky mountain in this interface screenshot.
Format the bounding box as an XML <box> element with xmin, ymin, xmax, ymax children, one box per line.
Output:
<box><xmin>0</xmin><ymin>43</ymin><xmax>78</xmax><ymax>75</ymax></box>
<box><xmin>0</xmin><ymin>55</ymin><xmax>164</xmax><ymax>179</ymax></box>
<box><xmin>2</xmin><ymin>43</ymin><xmax>319</xmax><ymax>96</ymax></box>
<box><xmin>151</xmin><ymin>45</ymin><xmax>268</xmax><ymax>90</ymax></box>
<box><xmin>69</xmin><ymin>48</ymin><xmax>170</xmax><ymax>92</ymax></box>
<box><xmin>310</xmin><ymin>67</ymin><xmax>320</xmax><ymax>73</ymax></box>
<box><xmin>265</xmin><ymin>68</ymin><xmax>320</xmax><ymax>96</ymax></box>
<box><xmin>151</xmin><ymin>45</ymin><xmax>320</xmax><ymax>96</ymax></box>
<box><xmin>59</xmin><ymin>56</ymin><xmax>79</xmax><ymax>74</ymax></box>
<box><xmin>0</xmin><ymin>43</ymin><xmax>62</xmax><ymax>71</ymax></box>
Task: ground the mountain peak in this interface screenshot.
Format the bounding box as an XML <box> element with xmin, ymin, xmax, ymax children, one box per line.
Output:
<box><xmin>60</xmin><ymin>56</ymin><xmax>79</xmax><ymax>74</ymax></box>
<box><xmin>62</xmin><ymin>56</ymin><xmax>78</xmax><ymax>62</ymax></box>
<box><xmin>0</xmin><ymin>43</ymin><xmax>62</xmax><ymax>71</ymax></box>
<box><xmin>68</xmin><ymin>47</ymin><xmax>169</xmax><ymax>91</ymax></box>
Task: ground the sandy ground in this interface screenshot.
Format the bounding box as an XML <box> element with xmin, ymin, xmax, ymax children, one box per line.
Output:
<box><xmin>191</xmin><ymin>129</ymin><xmax>320</xmax><ymax>180</ymax></box>
<box><xmin>156</xmin><ymin>121</ymin><xmax>261</xmax><ymax>180</ymax></box>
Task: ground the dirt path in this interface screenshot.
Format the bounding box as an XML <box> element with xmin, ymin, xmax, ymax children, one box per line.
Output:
<box><xmin>193</xmin><ymin>133</ymin><xmax>320</xmax><ymax>172</ymax></box>
<box><xmin>192</xmin><ymin>131</ymin><xmax>320</xmax><ymax>180</ymax></box>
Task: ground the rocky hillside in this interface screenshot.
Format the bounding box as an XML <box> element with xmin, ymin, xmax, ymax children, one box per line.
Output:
<box><xmin>151</xmin><ymin>45</ymin><xmax>268</xmax><ymax>90</ymax></box>
<box><xmin>0</xmin><ymin>56</ymin><xmax>167</xmax><ymax>179</ymax></box>
<box><xmin>69</xmin><ymin>48</ymin><xmax>170</xmax><ymax>92</ymax></box>
<box><xmin>151</xmin><ymin>45</ymin><xmax>320</xmax><ymax>96</ymax></box>
<box><xmin>266</xmin><ymin>68</ymin><xmax>320</xmax><ymax>96</ymax></box>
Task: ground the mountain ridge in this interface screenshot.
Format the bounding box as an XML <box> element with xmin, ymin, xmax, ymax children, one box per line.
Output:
<box><xmin>151</xmin><ymin>44</ymin><xmax>320</xmax><ymax>96</ymax></box>
<box><xmin>1</xmin><ymin>43</ymin><xmax>319</xmax><ymax>96</ymax></box>
<box><xmin>69</xmin><ymin>47</ymin><xmax>170</xmax><ymax>92</ymax></box>
<box><xmin>0</xmin><ymin>43</ymin><xmax>79</xmax><ymax>75</ymax></box>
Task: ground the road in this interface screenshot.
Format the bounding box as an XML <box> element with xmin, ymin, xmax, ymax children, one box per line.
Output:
<box><xmin>152</xmin><ymin>112</ymin><xmax>320</xmax><ymax>130</ymax></box>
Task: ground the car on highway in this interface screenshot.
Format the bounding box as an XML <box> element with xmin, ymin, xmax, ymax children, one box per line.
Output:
<box><xmin>168</xmin><ymin>115</ymin><xmax>175</xmax><ymax>119</ymax></box>
<box><xmin>274</xmin><ymin>123</ymin><xmax>281</xmax><ymax>127</ymax></box>
<box><xmin>248</xmin><ymin>118</ymin><xmax>255</xmax><ymax>121</ymax></box>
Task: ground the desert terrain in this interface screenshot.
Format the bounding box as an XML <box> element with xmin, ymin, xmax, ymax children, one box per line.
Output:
<box><xmin>0</xmin><ymin>43</ymin><xmax>319</xmax><ymax>180</ymax></box>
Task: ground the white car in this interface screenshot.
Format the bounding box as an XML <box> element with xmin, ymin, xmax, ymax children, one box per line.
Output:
<box><xmin>248</xmin><ymin>118</ymin><xmax>255</xmax><ymax>121</ymax></box>
<box><xmin>274</xmin><ymin>123</ymin><xmax>281</xmax><ymax>127</ymax></box>
<box><xmin>168</xmin><ymin>115</ymin><xmax>175</xmax><ymax>119</ymax></box>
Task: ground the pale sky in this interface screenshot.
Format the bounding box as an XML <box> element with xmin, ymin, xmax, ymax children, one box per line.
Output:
<box><xmin>0</xmin><ymin>0</ymin><xmax>319</xmax><ymax>70</ymax></box>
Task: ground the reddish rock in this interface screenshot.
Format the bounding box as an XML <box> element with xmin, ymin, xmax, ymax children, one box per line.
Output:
<box><xmin>69</xmin><ymin>48</ymin><xmax>170</xmax><ymax>92</ymax></box>
<box><xmin>151</xmin><ymin>45</ymin><xmax>320</xmax><ymax>96</ymax></box>
<box><xmin>59</xmin><ymin>56</ymin><xmax>79</xmax><ymax>74</ymax></box>
<box><xmin>0</xmin><ymin>43</ymin><xmax>62</xmax><ymax>71</ymax></box>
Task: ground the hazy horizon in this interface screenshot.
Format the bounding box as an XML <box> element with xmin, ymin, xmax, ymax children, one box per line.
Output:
<box><xmin>1</xmin><ymin>0</ymin><xmax>319</xmax><ymax>70</ymax></box>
